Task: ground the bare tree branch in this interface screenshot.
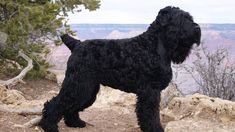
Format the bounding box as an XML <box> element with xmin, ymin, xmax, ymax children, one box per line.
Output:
<box><xmin>0</xmin><ymin>104</ymin><xmax>42</xmax><ymax>115</ymax></box>
<box><xmin>14</xmin><ymin>116</ymin><xmax>42</xmax><ymax>128</ymax></box>
<box><xmin>181</xmin><ymin>44</ymin><xmax>235</xmax><ymax>100</ymax></box>
<box><xmin>0</xmin><ymin>50</ymin><xmax>33</xmax><ymax>87</ymax></box>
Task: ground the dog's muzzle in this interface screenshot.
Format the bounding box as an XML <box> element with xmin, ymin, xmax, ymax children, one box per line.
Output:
<box><xmin>194</xmin><ymin>24</ymin><xmax>201</xmax><ymax>46</ymax></box>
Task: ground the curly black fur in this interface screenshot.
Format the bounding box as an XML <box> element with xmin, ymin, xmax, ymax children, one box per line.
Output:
<box><xmin>39</xmin><ymin>6</ymin><xmax>201</xmax><ymax>132</ymax></box>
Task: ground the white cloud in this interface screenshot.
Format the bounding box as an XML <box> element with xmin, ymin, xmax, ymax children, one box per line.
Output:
<box><xmin>68</xmin><ymin>0</ymin><xmax>235</xmax><ymax>24</ymax></box>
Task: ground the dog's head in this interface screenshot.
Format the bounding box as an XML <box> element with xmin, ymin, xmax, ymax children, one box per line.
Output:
<box><xmin>153</xmin><ymin>6</ymin><xmax>201</xmax><ymax>64</ymax></box>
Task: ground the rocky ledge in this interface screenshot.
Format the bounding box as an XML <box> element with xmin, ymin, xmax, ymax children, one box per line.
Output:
<box><xmin>161</xmin><ymin>93</ymin><xmax>235</xmax><ymax>132</ymax></box>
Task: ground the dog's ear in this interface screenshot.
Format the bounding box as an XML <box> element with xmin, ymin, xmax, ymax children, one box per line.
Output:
<box><xmin>157</xmin><ymin>6</ymin><xmax>183</xmax><ymax>27</ymax></box>
<box><xmin>61</xmin><ymin>34</ymin><xmax>81</xmax><ymax>51</ymax></box>
<box><xmin>157</xmin><ymin>6</ymin><xmax>175</xmax><ymax>27</ymax></box>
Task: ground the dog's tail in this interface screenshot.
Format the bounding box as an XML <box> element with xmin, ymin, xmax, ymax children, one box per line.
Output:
<box><xmin>60</xmin><ymin>34</ymin><xmax>81</xmax><ymax>51</ymax></box>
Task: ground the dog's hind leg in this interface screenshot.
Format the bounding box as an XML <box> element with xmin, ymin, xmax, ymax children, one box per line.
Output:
<box><xmin>39</xmin><ymin>73</ymin><xmax>99</xmax><ymax>132</ymax></box>
<box><xmin>64</xmin><ymin>83</ymin><xmax>100</xmax><ymax>128</ymax></box>
<box><xmin>39</xmin><ymin>95</ymin><xmax>63</xmax><ymax>132</ymax></box>
<box><xmin>39</xmin><ymin>74</ymin><xmax>79</xmax><ymax>132</ymax></box>
<box><xmin>136</xmin><ymin>86</ymin><xmax>164</xmax><ymax>132</ymax></box>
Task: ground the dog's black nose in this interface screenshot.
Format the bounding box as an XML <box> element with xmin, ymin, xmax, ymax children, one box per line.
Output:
<box><xmin>194</xmin><ymin>23</ymin><xmax>200</xmax><ymax>29</ymax></box>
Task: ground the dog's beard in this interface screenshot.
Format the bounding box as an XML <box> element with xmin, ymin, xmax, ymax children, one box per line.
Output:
<box><xmin>170</xmin><ymin>43</ymin><xmax>193</xmax><ymax>64</ymax></box>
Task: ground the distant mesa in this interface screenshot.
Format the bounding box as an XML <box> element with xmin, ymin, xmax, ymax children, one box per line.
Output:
<box><xmin>106</xmin><ymin>30</ymin><xmax>145</xmax><ymax>39</ymax></box>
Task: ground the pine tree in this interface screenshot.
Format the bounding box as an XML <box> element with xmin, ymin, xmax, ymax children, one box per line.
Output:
<box><xmin>0</xmin><ymin>0</ymin><xmax>100</xmax><ymax>78</ymax></box>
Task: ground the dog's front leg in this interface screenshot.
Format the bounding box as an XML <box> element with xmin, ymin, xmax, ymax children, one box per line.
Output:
<box><xmin>136</xmin><ymin>87</ymin><xmax>164</xmax><ymax>132</ymax></box>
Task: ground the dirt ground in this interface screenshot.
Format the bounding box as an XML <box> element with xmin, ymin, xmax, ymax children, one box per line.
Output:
<box><xmin>0</xmin><ymin>79</ymin><xmax>140</xmax><ymax>132</ymax></box>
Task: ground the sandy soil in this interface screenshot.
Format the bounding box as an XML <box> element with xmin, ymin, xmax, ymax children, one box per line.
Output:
<box><xmin>0</xmin><ymin>79</ymin><xmax>140</xmax><ymax>132</ymax></box>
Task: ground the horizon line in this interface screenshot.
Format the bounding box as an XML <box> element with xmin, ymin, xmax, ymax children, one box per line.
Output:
<box><xmin>68</xmin><ymin>23</ymin><xmax>235</xmax><ymax>25</ymax></box>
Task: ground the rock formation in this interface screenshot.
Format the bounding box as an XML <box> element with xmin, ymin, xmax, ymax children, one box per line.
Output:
<box><xmin>161</xmin><ymin>93</ymin><xmax>235</xmax><ymax>132</ymax></box>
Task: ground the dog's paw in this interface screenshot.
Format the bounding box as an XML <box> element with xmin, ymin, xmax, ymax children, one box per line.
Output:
<box><xmin>38</xmin><ymin>121</ymin><xmax>59</xmax><ymax>132</ymax></box>
<box><xmin>65</xmin><ymin>119</ymin><xmax>86</xmax><ymax>128</ymax></box>
<box><xmin>155</xmin><ymin>126</ymin><xmax>164</xmax><ymax>132</ymax></box>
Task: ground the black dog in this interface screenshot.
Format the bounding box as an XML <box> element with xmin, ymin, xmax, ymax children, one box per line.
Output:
<box><xmin>39</xmin><ymin>6</ymin><xmax>201</xmax><ymax>132</ymax></box>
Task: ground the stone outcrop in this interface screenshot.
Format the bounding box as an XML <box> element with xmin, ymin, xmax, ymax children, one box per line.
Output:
<box><xmin>160</xmin><ymin>83</ymin><xmax>183</xmax><ymax>110</ymax></box>
<box><xmin>161</xmin><ymin>93</ymin><xmax>235</xmax><ymax>132</ymax></box>
<box><xmin>0</xmin><ymin>85</ymin><xmax>25</xmax><ymax>105</ymax></box>
<box><xmin>92</xmin><ymin>85</ymin><xmax>136</xmax><ymax>114</ymax></box>
<box><xmin>0</xmin><ymin>85</ymin><xmax>54</xmax><ymax>113</ymax></box>
<box><xmin>92</xmin><ymin>83</ymin><xmax>181</xmax><ymax>115</ymax></box>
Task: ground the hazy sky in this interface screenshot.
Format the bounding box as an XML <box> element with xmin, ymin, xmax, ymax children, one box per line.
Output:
<box><xmin>68</xmin><ymin>0</ymin><xmax>235</xmax><ymax>24</ymax></box>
